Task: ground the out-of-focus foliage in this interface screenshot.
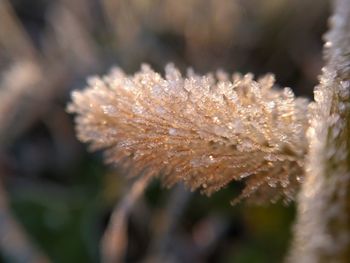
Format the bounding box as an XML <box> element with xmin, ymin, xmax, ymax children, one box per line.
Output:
<box><xmin>0</xmin><ymin>0</ymin><xmax>328</xmax><ymax>262</ymax></box>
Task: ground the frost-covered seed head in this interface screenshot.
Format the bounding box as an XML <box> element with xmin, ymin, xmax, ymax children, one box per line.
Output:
<box><xmin>67</xmin><ymin>64</ymin><xmax>309</xmax><ymax>204</ymax></box>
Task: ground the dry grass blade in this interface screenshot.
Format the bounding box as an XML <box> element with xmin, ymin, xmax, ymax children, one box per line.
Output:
<box><xmin>101</xmin><ymin>175</ymin><xmax>151</xmax><ymax>263</ymax></box>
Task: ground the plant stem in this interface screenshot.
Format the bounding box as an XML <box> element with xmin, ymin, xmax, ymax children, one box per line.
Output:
<box><xmin>288</xmin><ymin>0</ymin><xmax>350</xmax><ymax>262</ymax></box>
<box><xmin>101</xmin><ymin>175</ymin><xmax>151</xmax><ymax>263</ymax></box>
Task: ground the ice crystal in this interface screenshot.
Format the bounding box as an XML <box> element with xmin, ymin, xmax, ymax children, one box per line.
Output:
<box><xmin>68</xmin><ymin>64</ymin><xmax>309</xmax><ymax>204</ymax></box>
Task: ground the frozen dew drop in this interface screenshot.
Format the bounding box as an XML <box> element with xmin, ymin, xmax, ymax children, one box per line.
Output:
<box><xmin>101</xmin><ymin>105</ymin><xmax>118</xmax><ymax>116</ymax></box>
<box><xmin>280</xmin><ymin>179</ymin><xmax>290</xmax><ymax>188</ymax></box>
<box><xmin>325</xmin><ymin>41</ymin><xmax>333</xmax><ymax>48</ymax></box>
<box><xmin>155</xmin><ymin>106</ymin><xmax>166</xmax><ymax>115</ymax></box>
<box><xmin>169</xmin><ymin>128</ymin><xmax>178</xmax><ymax>136</ymax></box>
<box><xmin>212</xmin><ymin>116</ymin><xmax>220</xmax><ymax>124</ymax></box>
<box><xmin>283</xmin><ymin>87</ymin><xmax>294</xmax><ymax>98</ymax></box>
<box><xmin>132</xmin><ymin>105</ymin><xmax>145</xmax><ymax>114</ymax></box>
<box><xmin>268</xmin><ymin>181</ymin><xmax>277</xmax><ymax>188</ymax></box>
<box><xmin>190</xmin><ymin>158</ymin><xmax>201</xmax><ymax>168</ymax></box>
<box><xmin>239</xmin><ymin>172</ymin><xmax>250</xmax><ymax>179</ymax></box>
<box><xmin>151</xmin><ymin>85</ymin><xmax>163</xmax><ymax>97</ymax></box>
<box><xmin>266</xmin><ymin>101</ymin><xmax>276</xmax><ymax>111</ymax></box>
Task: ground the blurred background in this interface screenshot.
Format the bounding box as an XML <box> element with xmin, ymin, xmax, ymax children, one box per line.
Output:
<box><xmin>0</xmin><ymin>0</ymin><xmax>329</xmax><ymax>262</ymax></box>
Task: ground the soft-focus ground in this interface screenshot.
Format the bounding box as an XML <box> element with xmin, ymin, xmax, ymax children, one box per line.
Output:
<box><xmin>0</xmin><ymin>0</ymin><xmax>329</xmax><ymax>262</ymax></box>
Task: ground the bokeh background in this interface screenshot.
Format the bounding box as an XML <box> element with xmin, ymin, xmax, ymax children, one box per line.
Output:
<box><xmin>0</xmin><ymin>0</ymin><xmax>329</xmax><ymax>262</ymax></box>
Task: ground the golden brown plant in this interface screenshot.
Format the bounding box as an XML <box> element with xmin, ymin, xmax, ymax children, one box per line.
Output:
<box><xmin>68</xmin><ymin>64</ymin><xmax>309</xmax><ymax>204</ymax></box>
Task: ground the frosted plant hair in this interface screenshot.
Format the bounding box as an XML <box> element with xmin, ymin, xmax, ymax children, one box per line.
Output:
<box><xmin>67</xmin><ymin>63</ymin><xmax>309</xmax><ymax>204</ymax></box>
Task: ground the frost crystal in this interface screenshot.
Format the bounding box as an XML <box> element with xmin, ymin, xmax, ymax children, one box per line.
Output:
<box><xmin>68</xmin><ymin>64</ymin><xmax>309</xmax><ymax>203</ymax></box>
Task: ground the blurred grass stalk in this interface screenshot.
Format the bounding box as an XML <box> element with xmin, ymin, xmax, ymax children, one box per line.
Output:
<box><xmin>101</xmin><ymin>175</ymin><xmax>151</xmax><ymax>263</ymax></box>
<box><xmin>288</xmin><ymin>0</ymin><xmax>350</xmax><ymax>262</ymax></box>
<box><xmin>0</xmin><ymin>1</ymin><xmax>50</xmax><ymax>261</ymax></box>
<box><xmin>0</xmin><ymin>0</ymin><xmax>99</xmax><ymax>146</ymax></box>
<box><xmin>0</xmin><ymin>181</ymin><xmax>50</xmax><ymax>263</ymax></box>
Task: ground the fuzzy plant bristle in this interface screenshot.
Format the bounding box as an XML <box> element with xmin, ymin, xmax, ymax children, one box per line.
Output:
<box><xmin>67</xmin><ymin>64</ymin><xmax>309</xmax><ymax>204</ymax></box>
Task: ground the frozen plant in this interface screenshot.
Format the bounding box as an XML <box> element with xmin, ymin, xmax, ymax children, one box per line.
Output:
<box><xmin>67</xmin><ymin>63</ymin><xmax>310</xmax><ymax>263</ymax></box>
<box><xmin>68</xmin><ymin>0</ymin><xmax>350</xmax><ymax>262</ymax></box>
<box><xmin>67</xmin><ymin>65</ymin><xmax>309</xmax><ymax>204</ymax></box>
